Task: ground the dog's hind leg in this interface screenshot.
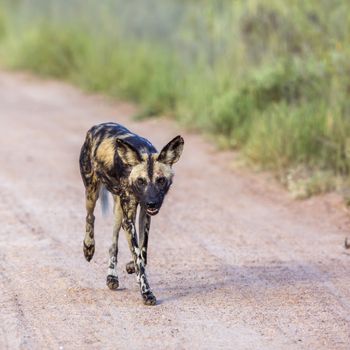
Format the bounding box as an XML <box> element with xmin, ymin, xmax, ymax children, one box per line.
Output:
<box><xmin>126</xmin><ymin>207</ymin><xmax>151</xmax><ymax>274</ymax></box>
<box><xmin>107</xmin><ymin>195</ymin><xmax>122</xmax><ymax>290</ymax></box>
<box><xmin>83</xmin><ymin>179</ymin><xmax>100</xmax><ymax>262</ymax></box>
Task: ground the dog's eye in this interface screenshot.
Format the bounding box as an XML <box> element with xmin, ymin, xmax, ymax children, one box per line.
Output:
<box><xmin>156</xmin><ymin>177</ymin><xmax>166</xmax><ymax>185</ymax></box>
<box><xmin>137</xmin><ymin>177</ymin><xmax>146</xmax><ymax>186</ymax></box>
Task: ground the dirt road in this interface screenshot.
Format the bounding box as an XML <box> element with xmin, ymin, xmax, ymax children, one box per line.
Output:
<box><xmin>1</xmin><ymin>71</ymin><xmax>350</xmax><ymax>349</ymax></box>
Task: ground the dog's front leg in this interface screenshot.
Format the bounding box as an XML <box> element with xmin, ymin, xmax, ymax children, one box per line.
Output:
<box><xmin>125</xmin><ymin>207</ymin><xmax>151</xmax><ymax>274</ymax></box>
<box><xmin>83</xmin><ymin>180</ymin><xmax>100</xmax><ymax>262</ymax></box>
<box><xmin>122</xmin><ymin>203</ymin><xmax>156</xmax><ymax>305</ymax></box>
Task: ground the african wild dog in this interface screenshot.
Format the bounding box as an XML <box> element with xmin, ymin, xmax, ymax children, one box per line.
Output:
<box><xmin>79</xmin><ymin>122</ymin><xmax>184</xmax><ymax>305</ymax></box>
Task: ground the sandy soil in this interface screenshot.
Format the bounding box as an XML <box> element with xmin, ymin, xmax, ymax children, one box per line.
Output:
<box><xmin>1</xmin><ymin>71</ymin><xmax>350</xmax><ymax>350</ymax></box>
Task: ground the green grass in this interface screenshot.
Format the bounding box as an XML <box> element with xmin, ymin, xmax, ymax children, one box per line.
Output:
<box><xmin>1</xmin><ymin>0</ymin><xmax>350</xmax><ymax>197</ymax></box>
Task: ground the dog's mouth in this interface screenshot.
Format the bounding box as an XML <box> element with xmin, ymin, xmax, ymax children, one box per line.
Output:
<box><xmin>146</xmin><ymin>208</ymin><xmax>159</xmax><ymax>216</ymax></box>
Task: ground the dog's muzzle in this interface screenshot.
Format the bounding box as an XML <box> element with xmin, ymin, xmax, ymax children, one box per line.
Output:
<box><xmin>146</xmin><ymin>208</ymin><xmax>159</xmax><ymax>215</ymax></box>
<box><xmin>146</xmin><ymin>202</ymin><xmax>160</xmax><ymax>216</ymax></box>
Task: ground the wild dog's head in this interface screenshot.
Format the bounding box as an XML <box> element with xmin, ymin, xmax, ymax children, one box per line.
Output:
<box><xmin>116</xmin><ymin>136</ymin><xmax>184</xmax><ymax>215</ymax></box>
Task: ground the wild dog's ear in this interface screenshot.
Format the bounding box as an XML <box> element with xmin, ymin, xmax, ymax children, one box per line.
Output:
<box><xmin>157</xmin><ymin>135</ymin><xmax>184</xmax><ymax>166</ymax></box>
<box><xmin>115</xmin><ymin>139</ymin><xmax>142</xmax><ymax>166</ymax></box>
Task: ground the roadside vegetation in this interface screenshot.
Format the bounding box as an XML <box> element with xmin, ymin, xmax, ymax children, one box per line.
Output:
<box><xmin>1</xmin><ymin>0</ymin><xmax>350</xmax><ymax>198</ymax></box>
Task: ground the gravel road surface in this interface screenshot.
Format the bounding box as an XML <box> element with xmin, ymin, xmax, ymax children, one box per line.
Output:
<box><xmin>1</xmin><ymin>71</ymin><xmax>350</xmax><ymax>349</ymax></box>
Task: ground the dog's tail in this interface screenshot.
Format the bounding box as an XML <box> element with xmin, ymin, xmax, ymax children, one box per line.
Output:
<box><xmin>100</xmin><ymin>185</ymin><xmax>109</xmax><ymax>216</ymax></box>
<box><xmin>345</xmin><ymin>237</ymin><xmax>350</xmax><ymax>249</ymax></box>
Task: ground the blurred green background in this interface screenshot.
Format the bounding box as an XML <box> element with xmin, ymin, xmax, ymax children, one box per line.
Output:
<box><xmin>1</xmin><ymin>0</ymin><xmax>350</xmax><ymax>198</ymax></box>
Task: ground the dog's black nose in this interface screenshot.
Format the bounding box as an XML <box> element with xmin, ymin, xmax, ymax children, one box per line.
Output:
<box><xmin>147</xmin><ymin>202</ymin><xmax>157</xmax><ymax>209</ymax></box>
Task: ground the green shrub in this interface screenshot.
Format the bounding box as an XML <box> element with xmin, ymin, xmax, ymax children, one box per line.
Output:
<box><xmin>1</xmin><ymin>0</ymin><xmax>350</xmax><ymax>194</ymax></box>
<box><xmin>0</xmin><ymin>8</ymin><xmax>6</xmax><ymax>41</ymax></box>
<box><xmin>9</xmin><ymin>24</ymin><xmax>88</xmax><ymax>78</ymax></box>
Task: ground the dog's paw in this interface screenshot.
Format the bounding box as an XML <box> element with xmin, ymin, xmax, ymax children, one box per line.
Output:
<box><xmin>83</xmin><ymin>240</ymin><xmax>95</xmax><ymax>262</ymax></box>
<box><xmin>106</xmin><ymin>275</ymin><xmax>119</xmax><ymax>290</ymax></box>
<box><xmin>142</xmin><ymin>291</ymin><xmax>157</xmax><ymax>306</ymax></box>
<box><xmin>125</xmin><ymin>261</ymin><xmax>136</xmax><ymax>274</ymax></box>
